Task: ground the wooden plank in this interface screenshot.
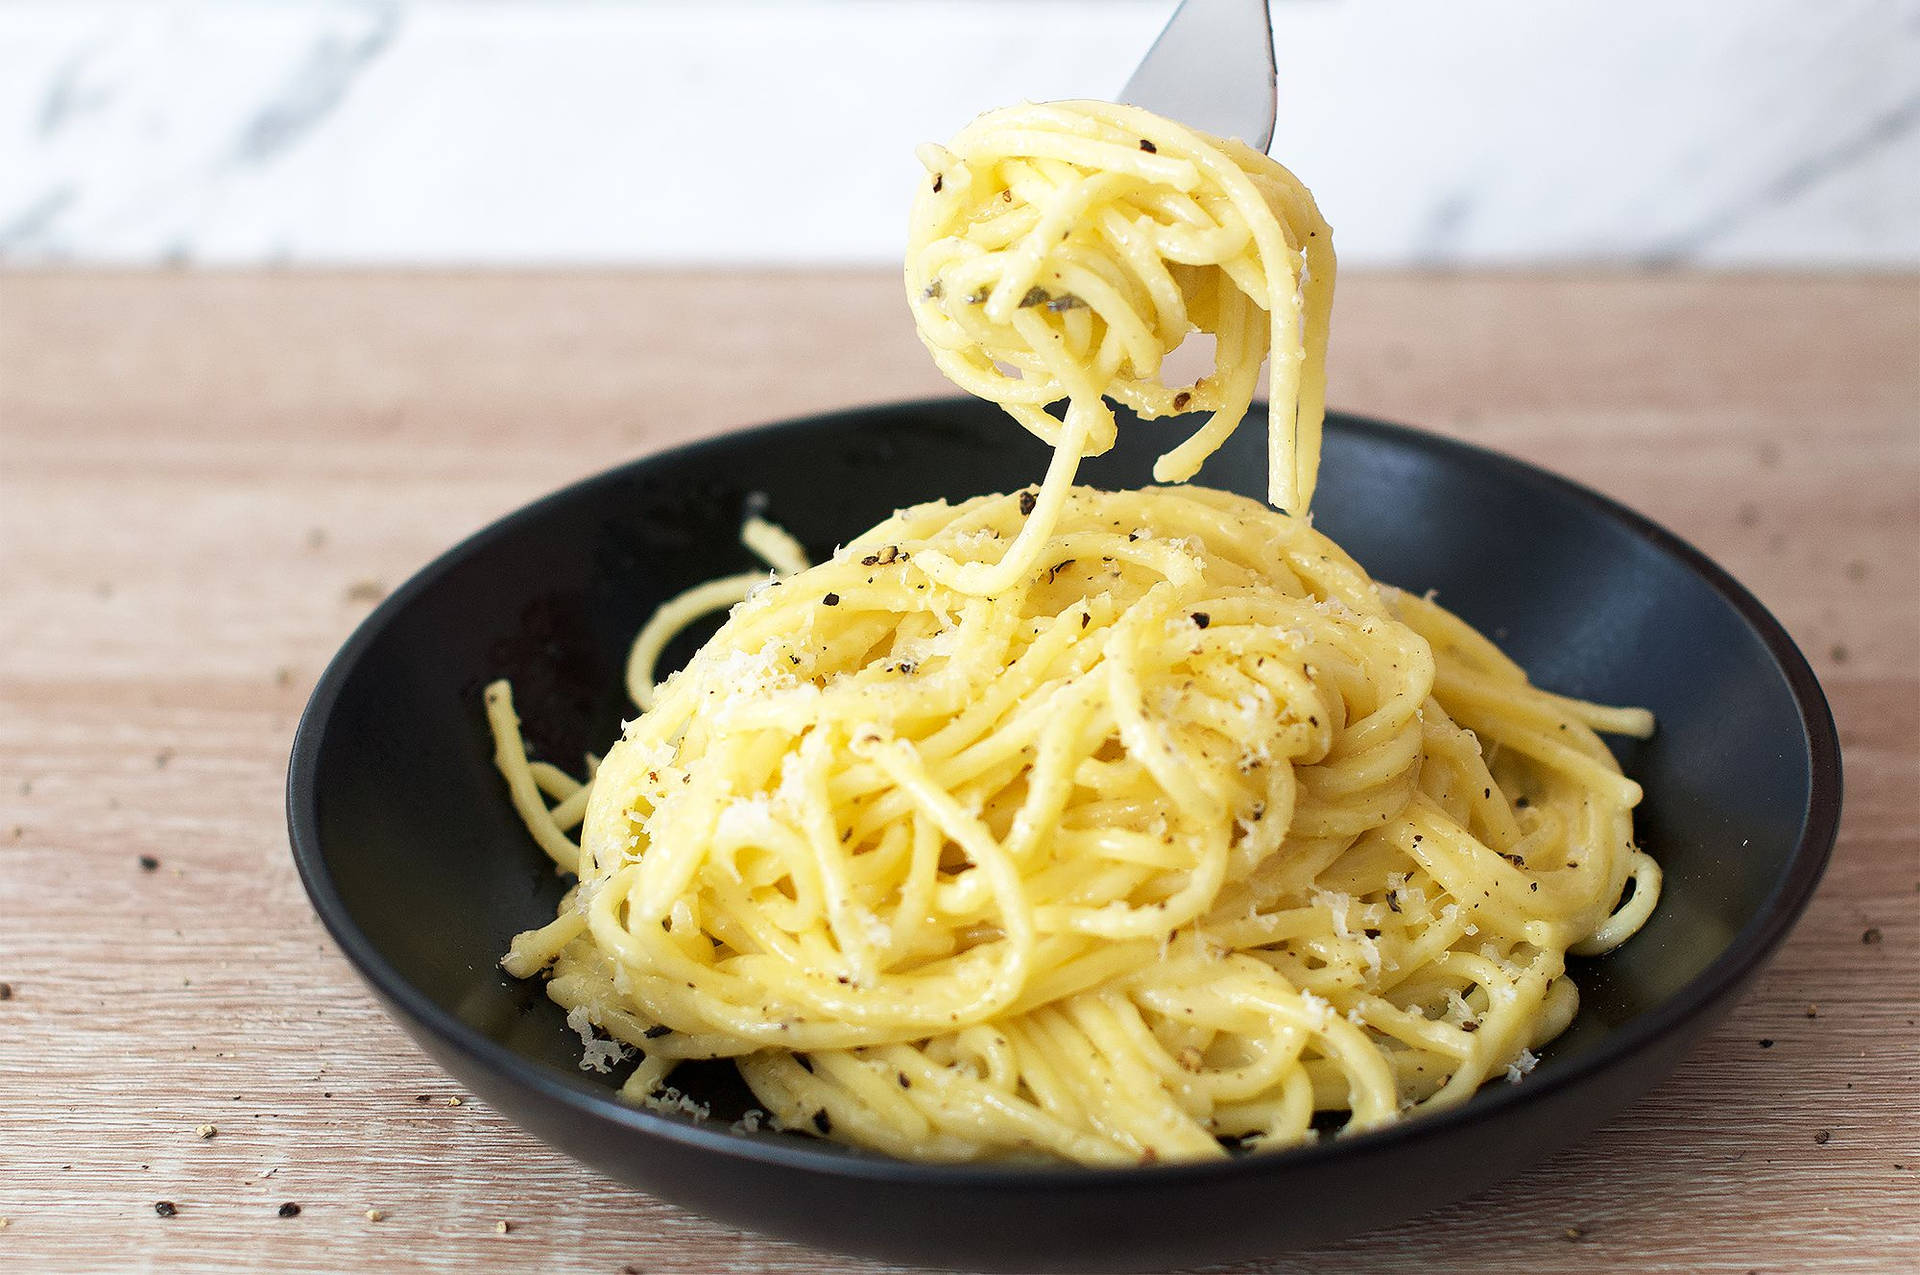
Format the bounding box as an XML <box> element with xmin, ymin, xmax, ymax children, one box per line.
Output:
<box><xmin>0</xmin><ymin>270</ymin><xmax>1914</xmax><ymax>1273</ymax></box>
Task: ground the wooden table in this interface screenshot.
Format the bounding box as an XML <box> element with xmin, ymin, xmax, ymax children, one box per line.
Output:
<box><xmin>1</xmin><ymin>271</ymin><xmax>1914</xmax><ymax>1273</ymax></box>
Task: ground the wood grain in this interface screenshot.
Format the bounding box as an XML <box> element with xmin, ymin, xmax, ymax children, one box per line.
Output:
<box><xmin>0</xmin><ymin>270</ymin><xmax>1914</xmax><ymax>1274</ymax></box>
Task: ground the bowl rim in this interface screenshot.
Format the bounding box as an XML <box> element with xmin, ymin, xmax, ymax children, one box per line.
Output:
<box><xmin>286</xmin><ymin>398</ymin><xmax>1842</xmax><ymax>1187</ymax></box>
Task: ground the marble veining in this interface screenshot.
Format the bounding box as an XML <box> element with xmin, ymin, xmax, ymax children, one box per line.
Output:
<box><xmin>1649</xmin><ymin>88</ymin><xmax>1920</xmax><ymax>264</ymax></box>
<box><xmin>228</xmin><ymin>1</ymin><xmax>398</xmax><ymax>168</ymax></box>
<box><xmin>0</xmin><ymin>0</ymin><xmax>1914</xmax><ymax>268</ymax></box>
<box><xmin>39</xmin><ymin>47</ymin><xmax>118</xmax><ymax>138</ymax></box>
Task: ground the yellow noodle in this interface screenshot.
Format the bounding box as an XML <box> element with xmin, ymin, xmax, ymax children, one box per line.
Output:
<box><xmin>904</xmin><ymin>101</ymin><xmax>1333</xmax><ymax>595</ymax></box>
<box><xmin>487</xmin><ymin>486</ymin><xmax>1657</xmax><ymax>1163</ymax></box>
<box><xmin>484</xmin><ymin>101</ymin><xmax>1658</xmax><ymax>1165</ymax></box>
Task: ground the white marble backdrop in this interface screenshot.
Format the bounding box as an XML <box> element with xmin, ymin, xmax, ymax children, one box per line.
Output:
<box><xmin>2</xmin><ymin>0</ymin><xmax>1916</xmax><ymax>267</ymax></box>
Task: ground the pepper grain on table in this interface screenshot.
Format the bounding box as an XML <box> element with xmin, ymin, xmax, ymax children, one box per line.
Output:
<box><xmin>0</xmin><ymin>270</ymin><xmax>1914</xmax><ymax>1273</ymax></box>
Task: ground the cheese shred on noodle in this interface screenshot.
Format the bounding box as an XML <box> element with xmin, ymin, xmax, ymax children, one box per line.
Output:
<box><xmin>484</xmin><ymin>101</ymin><xmax>1659</xmax><ymax>1165</ymax></box>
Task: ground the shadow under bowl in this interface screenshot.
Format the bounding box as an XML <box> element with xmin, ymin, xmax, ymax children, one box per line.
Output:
<box><xmin>288</xmin><ymin>399</ymin><xmax>1839</xmax><ymax>1272</ymax></box>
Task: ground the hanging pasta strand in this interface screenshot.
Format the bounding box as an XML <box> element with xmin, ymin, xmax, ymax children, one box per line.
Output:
<box><xmin>483</xmin><ymin>101</ymin><xmax>1658</xmax><ymax>1167</ymax></box>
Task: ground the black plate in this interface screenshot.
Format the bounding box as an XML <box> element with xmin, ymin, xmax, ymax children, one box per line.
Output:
<box><xmin>288</xmin><ymin>399</ymin><xmax>1839</xmax><ymax>1272</ymax></box>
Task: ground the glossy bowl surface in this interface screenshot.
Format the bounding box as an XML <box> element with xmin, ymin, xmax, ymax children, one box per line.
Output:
<box><xmin>288</xmin><ymin>399</ymin><xmax>1839</xmax><ymax>1272</ymax></box>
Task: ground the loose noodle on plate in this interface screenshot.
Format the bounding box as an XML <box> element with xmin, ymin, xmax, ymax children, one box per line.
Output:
<box><xmin>484</xmin><ymin>100</ymin><xmax>1659</xmax><ymax>1165</ymax></box>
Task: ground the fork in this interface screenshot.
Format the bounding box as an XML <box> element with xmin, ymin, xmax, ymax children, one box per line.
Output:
<box><xmin>1119</xmin><ymin>0</ymin><xmax>1277</xmax><ymax>151</ymax></box>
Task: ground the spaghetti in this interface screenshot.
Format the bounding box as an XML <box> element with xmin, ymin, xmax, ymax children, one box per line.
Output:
<box><xmin>489</xmin><ymin>485</ymin><xmax>1657</xmax><ymax>1164</ymax></box>
<box><xmin>484</xmin><ymin>101</ymin><xmax>1660</xmax><ymax>1165</ymax></box>
<box><xmin>904</xmin><ymin>100</ymin><xmax>1332</xmax><ymax>595</ymax></box>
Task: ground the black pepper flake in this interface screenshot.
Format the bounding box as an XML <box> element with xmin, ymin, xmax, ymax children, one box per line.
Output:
<box><xmin>931</xmin><ymin>172</ymin><xmax>943</xmax><ymax>193</ymax></box>
<box><xmin>0</xmin><ymin>982</ymin><xmax>11</xmax><ymax>999</ymax></box>
<box><xmin>278</xmin><ymin>1202</ymin><xmax>302</xmax><ymax>1218</ymax></box>
<box><xmin>1514</xmin><ymin>796</ymin><xmax>1530</xmax><ymax>809</ymax></box>
<box><xmin>964</xmin><ymin>287</ymin><xmax>990</xmax><ymax>304</ymax></box>
<box><xmin>139</xmin><ymin>855</ymin><xmax>160</xmax><ymax>872</ymax></box>
<box><xmin>1045</xmin><ymin>294</ymin><xmax>1086</xmax><ymax>312</ymax></box>
<box><xmin>1501</xmin><ymin>852</ymin><xmax>1528</xmax><ymax>868</ymax></box>
<box><xmin>642</xmin><ymin>1024</ymin><xmax>672</xmax><ymax>1039</ymax></box>
<box><xmin>921</xmin><ymin>279</ymin><xmax>943</xmax><ymax>301</ymax></box>
<box><xmin>1173</xmin><ymin>391</ymin><xmax>1191</xmax><ymax>410</ymax></box>
<box><xmin>1018</xmin><ymin>490</ymin><xmax>1037</xmax><ymax>516</ymax></box>
<box><xmin>1386</xmin><ymin>891</ymin><xmax>1402</xmax><ymax>914</ymax></box>
<box><xmin>1460</xmin><ymin>1021</ymin><xmax>1480</xmax><ymax>1033</ymax></box>
<box><xmin>1018</xmin><ymin>286</ymin><xmax>1051</xmax><ymax>309</ymax></box>
<box><xmin>1363</xmin><ymin>928</ymin><xmax>1381</xmax><ymax>939</ymax></box>
<box><xmin>1815</xmin><ymin>1130</ymin><xmax>1831</xmax><ymax>1144</ymax></box>
<box><xmin>822</xmin><ymin>592</ymin><xmax>841</xmax><ymax>607</ymax></box>
<box><xmin>1759</xmin><ymin>1039</ymin><xmax>1774</xmax><ymax>1048</ymax></box>
<box><xmin>1138</xmin><ymin>138</ymin><xmax>1157</xmax><ymax>153</ymax></box>
<box><xmin>1191</xmin><ymin>612</ymin><xmax>1210</xmax><ymax>629</ymax></box>
<box><xmin>154</xmin><ymin>1201</ymin><xmax>178</xmax><ymax>1217</ymax></box>
<box><xmin>1863</xmin><ymin>927</ymin><xmax>1884</xmax><ymax>944</ymax></box>
<box><xmin>1080</xmin><ymin>613</ymin><xmax>1091</xmax><ymax>628</ymax></box>
<box><xmin>811</xmin><ymin>1109</ymin><xmax>833</xmax><ymax>1135</ymax></box>
<box><xmin>1046</xmin><ymin>559</ymin><xmax>1076</xmax><ymax>583</ymax></box>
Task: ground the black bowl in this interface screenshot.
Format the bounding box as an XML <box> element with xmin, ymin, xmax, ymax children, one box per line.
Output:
<box><xmin>288</xmin><ymin>399</ymin><xmax>1839</xmax><ymax>1272</ymax></box>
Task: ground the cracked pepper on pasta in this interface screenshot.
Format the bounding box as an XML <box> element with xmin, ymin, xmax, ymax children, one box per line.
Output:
<box><xmin>485</xmin><ymin>101</ymin><xmax>1659</xmax><ymax>1164</ymax></box>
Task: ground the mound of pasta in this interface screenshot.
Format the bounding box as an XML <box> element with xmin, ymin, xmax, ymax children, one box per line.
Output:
<box><xmin>483</xmin><ymin>97</ymin><xmax>1661</xmax><ymax>1165</ymax></box>
<box><xmin>488</xmin><ymin>484</ymin><xmax>1658</xmax><ymax>1165</ymax></box>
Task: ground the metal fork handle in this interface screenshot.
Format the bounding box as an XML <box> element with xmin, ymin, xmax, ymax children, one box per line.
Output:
<box><xmin>1118</xmin><ymin>0</ymin><xmax>1276</xmax><ymax>151</ymax></box>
